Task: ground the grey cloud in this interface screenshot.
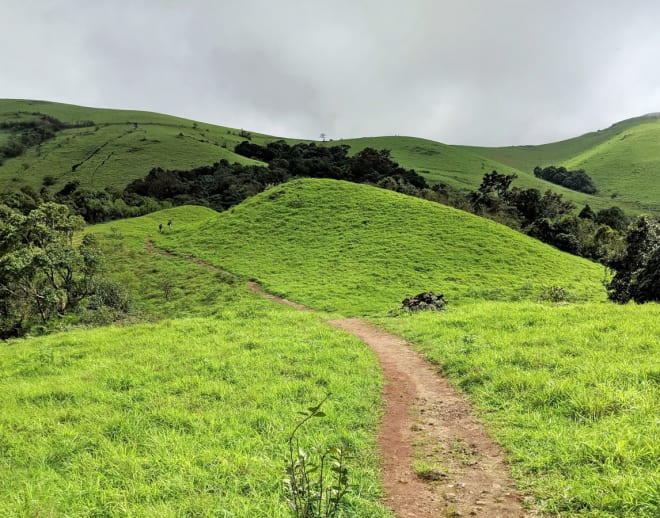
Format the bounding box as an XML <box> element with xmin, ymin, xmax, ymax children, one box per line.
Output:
<box><xmin>1</xmin><ymin>0</ymin><xmax>659</xmax><ymax>145</ymax></box>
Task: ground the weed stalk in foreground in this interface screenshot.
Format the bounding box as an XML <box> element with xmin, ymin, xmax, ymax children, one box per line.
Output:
<box><xmin>283</xmin><ymin>395</ymin><xmax>351</xmax><ymax>517</ymax></box>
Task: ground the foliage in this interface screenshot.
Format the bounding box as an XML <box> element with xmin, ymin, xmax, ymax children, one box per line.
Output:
<box><xmin>0</xmin><ymin>202</ymin><xmax>126</xmax><ymax>337</ymax></box>
<box><xmin>468</xmin><ymin>171</ymin><xmax>630</xmax><ymax>262</ymax></box>
<box><xmin>595</xmin><ymin>205</ymin><xmax>629</xmax><ymax>232</ymax></box>
<box><xmin>533</xmin><ymin>165</ymin><xmax>597</xmax><ymax>194</ymax></box>
<box><xmin>607</xmin><ymin>215</ymin><xmax>660</xmax><ymax>303</ymax></box>
<box><xmin>284</xmin><ymin>396</ymin><xmax>352</xmax><ymax>517</ymax></box>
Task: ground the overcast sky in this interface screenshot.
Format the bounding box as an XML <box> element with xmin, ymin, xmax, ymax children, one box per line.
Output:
<box><xmin>2</xmin><ymin>0</ymin><xmax>659</xmax><ymax>146</ymax></box>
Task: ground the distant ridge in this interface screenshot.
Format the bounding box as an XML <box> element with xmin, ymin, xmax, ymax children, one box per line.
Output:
<box><xmin>1</xmin><ymin>99</ymin><xmax>658</xmax><ymax>214</ymax></box>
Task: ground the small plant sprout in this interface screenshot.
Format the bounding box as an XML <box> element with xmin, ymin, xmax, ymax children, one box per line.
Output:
<box><xmin>283</xmin><ymin>394</ymin><xmax>353</xmax><ymax>517</ymax></box>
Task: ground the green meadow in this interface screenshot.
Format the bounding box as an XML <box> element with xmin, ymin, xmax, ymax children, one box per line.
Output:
<box><xmin>378</xmin><ymin>302</ymin><xmax>660</xmax><ymax>517</ymax></box>
<box><xmin>0</xmin><ymin>315</ymin><xmax>390</xmax><ymax>517</ymax></box>
<box><xmin>0</xmin><ymin>203</ymin><xmax>393</xmax><ymax>517</ymax></box>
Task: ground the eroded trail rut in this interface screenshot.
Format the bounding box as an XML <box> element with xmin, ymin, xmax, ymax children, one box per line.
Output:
<box><xmin>145</xmin><ymin>239</ymin><xmax>528</xmax><ymax>517</ymax></box>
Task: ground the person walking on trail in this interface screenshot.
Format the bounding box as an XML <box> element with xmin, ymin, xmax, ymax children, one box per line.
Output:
<box><xmin>167</xmin><ymin>219</ymin><xmax>172</xmax><ymax>230</ymax></box>
<box><xmin>158</xmin><ymin>223</ymin><xmax>163</xmax><ymax>233</ymax></box>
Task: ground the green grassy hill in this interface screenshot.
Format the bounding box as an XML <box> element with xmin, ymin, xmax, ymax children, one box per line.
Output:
<box><xmin>0</xmin><ymin>99</ymin><xmax>273</xmax><ymax>191</ymax></box>
<box><xmin>460</xmin><ymin>114</ymin><xmax>660</xmax><ymax>213</ymax></box>
<box><xmin>2</xmin><ymin>99</ymin><xmax>658</xmax><ymax>215</ymax></box>
<box><xmin>154</xmin><ymin>178</ymin><xmax>605</xmax><ymax>314</ymax></box>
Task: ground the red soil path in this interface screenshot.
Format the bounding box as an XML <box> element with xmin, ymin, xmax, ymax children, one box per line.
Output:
<box><xmin>145</xmin><ymin>238</ymin><xmax>531</xmax><ymax>517</ymax></box>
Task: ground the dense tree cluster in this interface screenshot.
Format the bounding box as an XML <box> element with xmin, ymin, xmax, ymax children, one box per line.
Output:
<box><xmin>235</xmin><ymin>140</ymin><xmax>428</xmax><ymax>189</ymax></box>
<box><xmin>468</xmin><ymin>171</ymin><xmax>627</xmax><ymax>262</ymax></box>
<box><xmin>533</xmin><ymin>165</ymin><xmax>597</xmax><ymax>194</ymax></box>
<box><xmin>125</xmin><ymin>140</ymin><xmax>428</xmax><ymax>211</ymax></box>
<box><xmin>607</xmin><ymin>215</ymin><xmax>660</xmax><ymax>303</ymax></box>
<box><xmin>0</xmin><ymin>183</ymin><xmax>163</xmax><ymax>225</ymax></box>
<box><xmin>0</xmin><ymin>202</ymin><xmax>129</xmax><ymax>338</ymax></box>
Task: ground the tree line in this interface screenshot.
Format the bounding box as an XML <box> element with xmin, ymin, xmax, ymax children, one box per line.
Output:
<box><xmin>0</xmin><ymin>140</ymin><xmax>660</xmax><ymax>328</ymax></box>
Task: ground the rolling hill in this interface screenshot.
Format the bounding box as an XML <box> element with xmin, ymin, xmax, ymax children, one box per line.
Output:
<box><xmin>152</xmin><ymin>178</ymin><xmax>606</xmax><ymax>314</ymax></box>
<box><xmin>1</xmin><ymin>99</ymin><xmax>659</xmax><ymax>215</ymax></box>
<box><xmin>1</xmin><ymin>177</ymin><xmax>657</xmax><ymax>515</ymax></box>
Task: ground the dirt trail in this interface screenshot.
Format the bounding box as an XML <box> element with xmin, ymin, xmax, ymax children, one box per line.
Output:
<box><xmin>145</xmin><ymin>238</ymin><xmax>529</xmax><ymax>517</ymax></box>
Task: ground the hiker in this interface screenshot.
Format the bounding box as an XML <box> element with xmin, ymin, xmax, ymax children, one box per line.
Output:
<box><xmin>158</xmin><ymin>223</ymin><xmax>163</xmax><ymax>233</ymax></box>
<box><xmin>167</xmin><ymin>219</ymin><xmax>172</xmax><ymax>230</ymax></box>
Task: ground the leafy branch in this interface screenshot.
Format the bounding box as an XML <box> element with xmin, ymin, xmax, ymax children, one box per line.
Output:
<box><xmin>283</xmin><ymin>395</ymin><xmax>352</xmax><ymax>517</ymax></box>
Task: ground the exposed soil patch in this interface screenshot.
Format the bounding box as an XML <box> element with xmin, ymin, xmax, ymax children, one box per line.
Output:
<box><xmin>145</xmin><ymin>238</ymin><xmax>530</xmax><ymax>517</ymax></box>
<box><xmin>327</xmin><ymin>319</ymin><xmax>529</xmax><ymax>518</ymax></box>
<box><xmin>247</xmin><ymin>281</ymin><xmax>311</xmax><ymax>312</ymax></box>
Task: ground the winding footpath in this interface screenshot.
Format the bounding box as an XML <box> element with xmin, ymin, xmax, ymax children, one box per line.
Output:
<box><xmin>145</xmin><ymin>238</ymin><xmax>530</xmax><ymax>517</ymax></box>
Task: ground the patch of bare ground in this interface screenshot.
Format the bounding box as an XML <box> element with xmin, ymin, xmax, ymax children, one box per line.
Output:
<box><xmin>145</xmin><ymin>238</ymin><xmax>530</xmax><ymax>517</ymax></box>
<box><xmin>327</xmin><ymin>318</ymin><xmax>529</xmax><ymax>518</ymax></box>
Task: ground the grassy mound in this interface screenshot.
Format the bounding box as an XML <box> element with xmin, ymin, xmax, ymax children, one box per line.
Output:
<box><xmin>154</xmin><ymin>178</ymin><xmax>605</xmax><ymax>315</ymax></box>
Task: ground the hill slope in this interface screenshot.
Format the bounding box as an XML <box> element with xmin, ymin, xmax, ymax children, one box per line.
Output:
<box><xmin>2</xmin><ymin>100</ymin><xmax>658</xmax><ymax>214</ymax></box>
<box><xmin>154</xmin><ymin>179</ymin><xmax>605</xmax><ymax>314</ymax></box>
<box><xmin>460</xmin><ymin>114</ymin><xmax>660</xmax><ymax>213</ymax></box>
<box><xmin>0</xmin><ymin>99</ymin><xmax>272</xmax><ymax>191</ymax></box>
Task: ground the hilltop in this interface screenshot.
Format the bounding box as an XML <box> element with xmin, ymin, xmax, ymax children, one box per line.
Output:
<box><xmin>1</xmin><ymin>99</ymin><xmax>658</xmax><ymax>215</ymax></box>
<box><xmin>153</xmin><ymin>178</ymin><xmax>605</xmax><ymax>314</ymax></box>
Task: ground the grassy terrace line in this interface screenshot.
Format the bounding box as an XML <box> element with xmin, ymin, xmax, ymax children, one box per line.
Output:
<box><xmin>1</xmin><ymin>99</ymin><xmax>660</xmax><ymax>215</ymax></box>
<box><xmin>154</xmin><ymin>179</ymin><xmax>606</xmax><ymax>314</ymax></box>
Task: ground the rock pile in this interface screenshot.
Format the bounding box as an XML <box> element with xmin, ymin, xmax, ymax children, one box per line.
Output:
<box><xmin>402</xmin><ymin>292</ymin><xmax>447</xmax><ymax>311</ymax></box>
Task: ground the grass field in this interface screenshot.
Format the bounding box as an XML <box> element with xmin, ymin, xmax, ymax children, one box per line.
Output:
<box><xmin>0</xmin><ymin>314</ymin><xmax>391</xmax><ymax>517</ymax></box>
<box><xmin>378</xmin><ymin>302</ymin><xmax>660</xmax><ymax>517</ymax></box>
<box><xmin>0</xmin><ymin>203</ymin><xmax>393</xmax><ymax>517</ymax></box>
<box><xmin>154</xmin><ymin>179</ymin><xmax>606</xmax><ymax>315</ymax></box>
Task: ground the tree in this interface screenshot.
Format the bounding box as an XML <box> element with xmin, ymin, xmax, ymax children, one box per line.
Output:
<box><xmin>0</xmin><ymin>202</ymin><xmax>124</xmax><ymax>337</ymax></box>
<box><xmin>469</xmin><ymin>171</ymin><xmax>517</xmax><ymax>213</ymax></box>
<box><xmin>607</xmin><ymin>215</ymin><xmax>660</xmax><ymax>303</ymax></box>
<box><xmin>596</xmin><ymin>206</ymin><xmax>629</xmax><ymax>232</ymax></box>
